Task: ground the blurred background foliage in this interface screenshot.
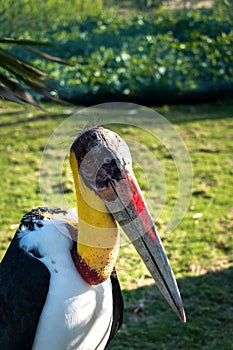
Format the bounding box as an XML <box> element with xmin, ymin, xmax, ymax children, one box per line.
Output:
<box><xmin>0</xmin><ymin>0</ymin><xmax>232</xmax><ymax>104</ymax></box>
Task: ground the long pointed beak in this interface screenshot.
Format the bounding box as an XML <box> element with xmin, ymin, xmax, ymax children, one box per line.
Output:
<box><xmin>98</xmin><ymin>170</ymin><xmax>186</xmax><ymax>323</ymax></box>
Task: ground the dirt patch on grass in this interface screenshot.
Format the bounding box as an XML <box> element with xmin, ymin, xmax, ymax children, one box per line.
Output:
<box><xmin>165</xmin><ymin>0</ymin><xmax>214</xmax><ymax>9</ymax></box>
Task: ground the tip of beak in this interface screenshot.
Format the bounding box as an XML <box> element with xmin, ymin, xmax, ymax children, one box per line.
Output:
<box><xmin>179</xmin><ymin>308</ymin><xmax>186</xmax><ymax>323</ymax></box>
<box><xmin>167</xmin><ymin>288</ymin><xmax>186</xmax><ymax>323</ymax></box>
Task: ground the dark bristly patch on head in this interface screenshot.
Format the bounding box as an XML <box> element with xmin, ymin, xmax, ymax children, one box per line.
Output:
<box><xmin>70</xmin><ymin>126</ymin><xmax>129</xmax><ymax>191</ymax></box>
<box><xmin>70</xmin><ymin>126</ymin><xmax>104</xmax><ymax>166</ymax></box>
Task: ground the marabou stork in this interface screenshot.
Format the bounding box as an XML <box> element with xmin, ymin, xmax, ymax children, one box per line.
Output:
<box><xmin>0</xmin><ymin>126</ymin><xmax>185</xmax><ymax>350</ymax></box>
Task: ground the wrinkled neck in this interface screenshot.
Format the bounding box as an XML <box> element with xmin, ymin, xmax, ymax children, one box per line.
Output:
<box><xmin>70</xmin><ymin>151</ymin><xmax>119</xmax><ymax>285</ymax></box>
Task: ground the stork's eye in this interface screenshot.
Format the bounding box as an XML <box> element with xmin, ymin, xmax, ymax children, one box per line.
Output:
<box><xmin>104</xmin><ymin>157</ymin><xmax>112</xmax><ymax>165</ymax></box>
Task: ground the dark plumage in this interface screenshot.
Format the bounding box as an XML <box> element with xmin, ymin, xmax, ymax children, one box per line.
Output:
<box><xmin>0</xmin><ymin>208</ymin><xmax>123</xmax><ymax>350</ymax></box>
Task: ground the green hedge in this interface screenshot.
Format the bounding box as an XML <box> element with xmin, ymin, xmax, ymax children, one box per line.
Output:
<box><xmin>8</xmin><ymin>8</ymin><xmax>233</xmax><ymax>104</ymax></box>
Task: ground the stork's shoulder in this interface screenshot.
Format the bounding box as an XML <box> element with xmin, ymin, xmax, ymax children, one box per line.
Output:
<box><xmin>17</xmin><ymin>207</ymin><xmax>78</xmax><ymax>260</ymax></box>
<box><xmin>0</xmin><ymin>208</ymin><xmax>58</xmax><ymax>350</ymax></box>
<box><xmin>18</xmin><ymin>207</ymin><xmax>78</xmax><ymax>234</ymax></box>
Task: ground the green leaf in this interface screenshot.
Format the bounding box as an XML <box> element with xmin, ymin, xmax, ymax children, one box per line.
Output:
<box><xmin>0</xmin><ymin>37</ymin><xmax>71</xmax><ymax>106</ymax></box>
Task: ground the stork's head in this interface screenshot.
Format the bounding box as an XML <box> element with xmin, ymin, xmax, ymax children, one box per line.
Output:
<box><xmin>70</xmin><ymin>126</ymin><xmax>186</xmax><ymax>323</ymax></box>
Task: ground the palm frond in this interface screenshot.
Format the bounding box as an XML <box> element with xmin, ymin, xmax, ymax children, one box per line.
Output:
<box><xmin>0</xmin><ymin>38</ymin><xmax>71</xmax><ymax>107</ymax></box>
<box><xmin>26</xmin><ymin>47</ymin><xmax>70</xmax><ymax>65</ymax></box>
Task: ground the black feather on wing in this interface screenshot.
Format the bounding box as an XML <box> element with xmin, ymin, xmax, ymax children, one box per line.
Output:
<box><xmin>105</xmin><ymin>268</ymin><xmax>124</xmax><ymax>349</ymax></box>
<box><xmin>0</xmin><ymin>233</ymin><xmax>50</xmax><ymax>350</ymax></box>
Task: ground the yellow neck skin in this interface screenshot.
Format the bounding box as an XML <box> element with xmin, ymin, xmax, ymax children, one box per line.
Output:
<box><xmin>70</xmin><ymin>151</ymin><xmax>119</xmax><ymax>285</ymax></box>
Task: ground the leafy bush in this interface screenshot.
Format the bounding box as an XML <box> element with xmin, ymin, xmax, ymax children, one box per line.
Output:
<box><xmin>4</xmin><ymin>7</ymin><xmax>233</xmax><ymax>104</ymax></box>
<box><xmin>0</xmin><ymin>0</ymin><xmax>103</xmax><ymax>35</ymax></box>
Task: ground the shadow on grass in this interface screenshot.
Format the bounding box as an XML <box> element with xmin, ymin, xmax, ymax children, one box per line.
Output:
<box><xmin>0</xmin><ymin>112</ymin><xmax>68</xmax><ymax>128</ymax></box>
<box><xmin>111</xmin><ymin>267</ymin><xmax>233</xmax><ymax>350</ymax></box>
<box><xmin>0</xmin><ymin>100</ymin><xmax>232</xmax><ymax>129</ymax></box>
<box><xmin>161</xmin><ymin>101</ymin><xmax>233</xmax><ymax>125</ymax></box>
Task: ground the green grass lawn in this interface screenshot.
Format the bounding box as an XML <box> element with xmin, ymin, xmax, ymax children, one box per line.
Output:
<box><xmin>0</xmin><ymin>100</ymin><xmax>232</xmax><ymax>349</ymax></box>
